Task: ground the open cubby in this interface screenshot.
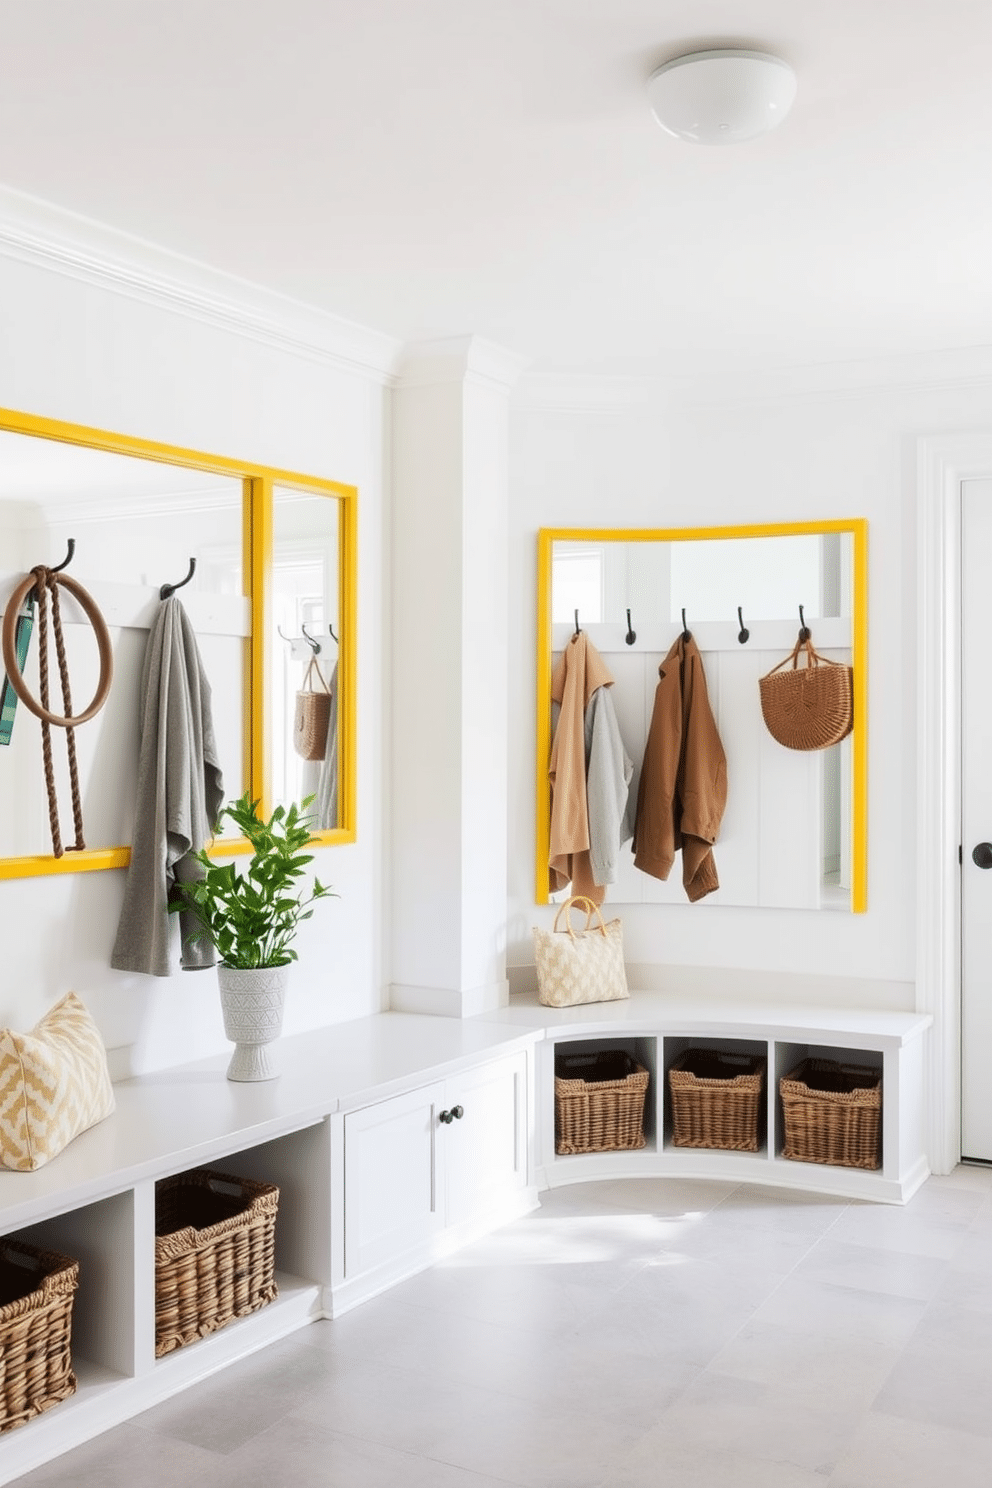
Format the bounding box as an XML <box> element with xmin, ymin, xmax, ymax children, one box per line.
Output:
<box><xmin>662</xmin><ymin>1035</ymin><xmax>769</xmax><ymax>1155</ymax></box>
<box><xmin>178</xmin><ymin>1121</ymin><xmax>331</xmax><ymax>1290</ymax></box>
<box><xmin>553</xmin><ymin>1036</ymin><xmax>657</xmax><ymax>1152</ymax></box>
<box><xmin>773</xmin><ymin>1041</ymin><xmax>884</xmax><ymax>1168</ymax></box>
<box><xmin>16</xmin><ymin>1191</ymin><xmax>137</xmax><ymax>1382</ymax></box>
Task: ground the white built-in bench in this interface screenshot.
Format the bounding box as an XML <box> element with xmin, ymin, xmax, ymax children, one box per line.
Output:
<box><xmin>0</xmin><ymin>994</ymin><xmax>930</xmax><ymax>1481</ymax></box>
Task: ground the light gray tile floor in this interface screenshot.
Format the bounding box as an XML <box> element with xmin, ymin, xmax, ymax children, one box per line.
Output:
<box><xmin>13</xmin><ymin>1169</ymin><xmax>992</xmax><ymax>1487</ymax></box>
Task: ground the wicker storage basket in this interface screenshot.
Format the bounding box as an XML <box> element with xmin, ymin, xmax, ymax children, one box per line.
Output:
<box><xmin>0</xmin><ymin>1238</ymin><xmax>78</xmax><ymax>1433</ymax></box>
<box><xmin>780</xmin><ymin>1058</ymin><xmax>882</xmax><ymax>1170</ymax></box>
<box><xmin>668</xmin><ymin>1049</ymin><xmax>766</xmax><ymax>1152</ymax></box>
<box><xmin>554</xmin><ymin>1050</ymin><xmax>649</xmax><ymax>1155</ymax></box>
<box><xmin>154</xmin><ymin>1168</ymin><xmax>279</xmax><ymax>1358</ymax></box>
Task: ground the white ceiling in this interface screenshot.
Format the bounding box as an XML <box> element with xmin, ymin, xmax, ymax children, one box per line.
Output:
<box><xmin>1</xmin><ymin>0</ymin><xmax>991</xmax><ymax>378</ymax></box>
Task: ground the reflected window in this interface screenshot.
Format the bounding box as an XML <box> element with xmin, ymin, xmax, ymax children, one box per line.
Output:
<box><xmin>551</xmin><ymin>548</ymin><xmax>603</xmax><ymax>624</ymax></box>
<box><xmin>270</xmin><ymin>487</ymin><xmax>340</xmax><ymax>832</ymax></box>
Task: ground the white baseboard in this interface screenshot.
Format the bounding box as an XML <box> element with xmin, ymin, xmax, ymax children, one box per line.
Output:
<box><xmin>389</xmin><ymin>979</ymin><xmax>509</xmax><ymax>1018</ymax></box>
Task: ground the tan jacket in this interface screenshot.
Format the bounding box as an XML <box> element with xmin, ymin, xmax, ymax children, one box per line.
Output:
<box><xmin>632</xmin><ymin>634</ymin><xmax>727</xmax><ymax>902</ymax></box>
<box><xmin>548</xmin><ymin>633</ymin><xmax>615</xmax><ymax>906</ymax></box>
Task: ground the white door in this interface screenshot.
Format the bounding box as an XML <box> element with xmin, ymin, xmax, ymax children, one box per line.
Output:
<box><xmin>960</xmin><ymin>479</ymin><xmax>992</xmax><ymax>1159</ymax></box>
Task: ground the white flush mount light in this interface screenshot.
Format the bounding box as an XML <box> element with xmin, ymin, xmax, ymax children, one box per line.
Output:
<box><xmin>648</xmin><ymin>49</ymin><xmax>797</xmax><ymax>145</ymax></box>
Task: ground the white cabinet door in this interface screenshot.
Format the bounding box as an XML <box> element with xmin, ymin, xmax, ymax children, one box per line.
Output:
<box><xmin>444</xmin><ymin>1053</ymin><xmax>527</xmax><ymax>1227</ymax></box>
<box><xmin>344</xmin><ymin>1081</ymin><xmax>445</xmax><ymax>1276</ymax></box>
<box><xmin>343</xmin><ymin>1053</ymin><xmax>529</xmax><ymax>1282</ymax></box>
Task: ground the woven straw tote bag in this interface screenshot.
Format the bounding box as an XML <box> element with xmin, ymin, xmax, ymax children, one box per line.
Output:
<box><xmin>293</xmin><ymin>657</ymin><xmax>332</xmax><ymax>761</ymax></box>
<box><xmin>759</xmin><ymin>636</ymin><xmax>853</xmax><ymax>752</ymax></box>
<box><xmin>533</xmin><ymin>897</ymin><xmax>629</xmax><ymax>1008</ymax></box>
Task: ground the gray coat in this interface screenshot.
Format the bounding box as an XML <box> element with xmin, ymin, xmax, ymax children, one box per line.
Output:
<box><xmin>584</xmin><ymin>685</ymin><xmax>634</xmax><ymax>887</ymax></box>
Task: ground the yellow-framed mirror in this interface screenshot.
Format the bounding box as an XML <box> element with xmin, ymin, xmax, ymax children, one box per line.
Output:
<box><xmin>536</xmin><ymin>520</ymin><xmax>867</xmax><ymax>913</ymax></box>
<box><xmin>0</xmin><ymin>407</ymin><xmax>356</xmax><ymax>879</ymax></box>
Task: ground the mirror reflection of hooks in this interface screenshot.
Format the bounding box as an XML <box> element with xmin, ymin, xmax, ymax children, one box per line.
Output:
<box><xmin>328</xmin><ymin>623</ymin><xmax>339</xmax><ymax>645</ymax></box>
<box><xmin>737</xmin><ymin>606</ymin><xmax>750</xmax><ymax>644</ymax></box>
<box><xmin>277</xmin><ymin>624</ymin><xmax>321</xmax><ymax>656</ymax></box>
<box><xmin>625</xmin><ymin>608</ymin><xmax>636</xmax><ymax>646</ymax></box>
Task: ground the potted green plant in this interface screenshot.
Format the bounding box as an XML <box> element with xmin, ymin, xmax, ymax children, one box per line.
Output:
<box><xmin>171</xmin><ymin>792</ymin><xmax>336</xmax><ymax>1082</ymax></box>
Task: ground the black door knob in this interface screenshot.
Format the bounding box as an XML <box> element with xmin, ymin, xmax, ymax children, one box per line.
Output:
<box><xmin>451</xmin><ymin>1105</ymin><xmax>464</xmax><ymax>1121</ymax></box>
<box><xmin>972</xmin><ymin>843</ymin><xmax>992</xmax><ymax>869</ymax></box>
<box><xmin>439</xmin><ymin>1108</ymin><xmax>453</xmax><ymax>1124</ymax></box>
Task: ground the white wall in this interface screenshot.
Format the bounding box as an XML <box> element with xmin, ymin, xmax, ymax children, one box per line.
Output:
<box><xmin>509</xmin><ymin>367</ymin><xmax>992</xmax><ymax>1006</ymax></box>
<box><xmin>0</xmin><ymin>219</ymin><xmax>393</xmax><ymax>1073</ymax></box>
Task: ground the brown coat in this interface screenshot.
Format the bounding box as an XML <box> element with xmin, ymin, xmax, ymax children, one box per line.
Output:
<box><xmin>548</xmin><ymin>632</ymin><xmax>614</xmax><ymax>907</ymax></box>
<box><xmin>632</xmin><ymin>634</ymin><xmax>727</xmax><ymax>902</ymax></box>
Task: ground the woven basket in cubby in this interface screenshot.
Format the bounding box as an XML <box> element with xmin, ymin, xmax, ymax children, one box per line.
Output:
<box><xmin>668</xmin><ymin>1049</ymin><xmax>766</xmax><ymax>1152</ymax></box>
<box><xmin>0</xmin><ymin>1237</ymin><xmax>78</xmax><ymax>1433</ymax></box>
<box><xmin>780</xmin><ymin>1058</ymin><xmax>882</xmax><ymax>1170</ymax></box>
<box><xmin>554</xmin><ymin>1050</ymin><xmax>649</xmax><ymax>1155</ymax></box>
<box><xmin>154</xmin><ymin>1168</ymin><xmax>279</xmax><ymax>1358</ymax></box>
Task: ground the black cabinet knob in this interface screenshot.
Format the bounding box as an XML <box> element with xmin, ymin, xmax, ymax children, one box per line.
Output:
<box><xmin>451</xmin><ymin>1105</ymin><xmax>464</xmax><ymax>1121</ymax></box>
<box><xmin>438</xmin><ymin>1106</ymin><xmax>465</xmax><ymax>1125</ymax></box>
<box><xmin>973</xmin><ymin>843</ymin><xmax>992</xmax><ymax>869</ymax></box>
<box><xmin>439</xmin><ymin>1108</ymin><xmax>452</xmax><ymax>1124</ymax></box>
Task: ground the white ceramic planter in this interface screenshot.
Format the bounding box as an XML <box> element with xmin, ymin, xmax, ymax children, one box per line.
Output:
<box><xmin>217</xmin><ymin>965</ymin><xmax>289</xmax><ymax>1081</ymax></box>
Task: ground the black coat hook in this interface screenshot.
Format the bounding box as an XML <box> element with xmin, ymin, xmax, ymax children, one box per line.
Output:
<box><xmin>737</xmin><ymin>606</ymin><xmax>750</xmax><ymax>644</ymax></box>
<box><xmin>328</xmin><ymin>623</ymin><xmax>339</xmax><ymax>644</ymax></box>
<box><xmin>300</xmin><ymin>623</ymin><xmax>322</xmax><ymax>655</ymax></box>
<box><xmin>625</xmin><ymin>609</ymin><xmax>636</xmax><ymax>646</ymax></box>
<box><xmin>681</xmin><ymin>608</ymin><xmax>692</xmax><ymax>642</ymax></box>
<box><xmin>798</xmin><ymin>604</ymin><xmax>811</xmax><ymax>643</ymax></box>
<box><xmin>160</xmin><ymin>557</ymin><xmax>196</xmax><ymax>600</ymax></box>
<box><xmin>574</xmin><ymin>609</ymin><xmax>581</xmax><ymax>637</ymax></box>
<box><xmin>51</xmin><ymin>539</ymin><xmax>76</xmax><ymax>574</ymax></box>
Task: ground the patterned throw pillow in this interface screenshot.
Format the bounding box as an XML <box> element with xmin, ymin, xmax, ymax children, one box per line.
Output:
<box><xmin>0</xmin><ymin>992</ymin><xmax>115</xmax><ymax>1171</ymax></box>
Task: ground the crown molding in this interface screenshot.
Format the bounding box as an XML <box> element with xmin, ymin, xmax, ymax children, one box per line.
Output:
<box><xmin>0</xmin><ymin>184</ymin><xmax>403</xmax><ymax>384</ymax></box>
<box><xmin>36</xmin><ymin>485</ymin><xmax>241</xmax><ymax>526</ymax></box>
<box><xmin>395</xmin><ymin>335</ymin><xmax>530</xmax><ymax>392</ymax></box>
<box><xmin>516</xmin><ymin>345</ymin><xmax>992</xmax><ymax>413</ymax></box>
<box><xmin>515</xmin><ymin>372</ymin><xmax>678</xmax><ymax>411</ymax></box>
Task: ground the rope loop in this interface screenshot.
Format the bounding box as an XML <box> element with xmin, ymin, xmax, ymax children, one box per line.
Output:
<box><xmin>1</xmin><ymin>566</ymin><xmax>113</xmax><ymax>856</ymax></box>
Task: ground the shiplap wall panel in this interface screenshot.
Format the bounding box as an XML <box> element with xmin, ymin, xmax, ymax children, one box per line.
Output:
<box><xmin>712</xmin><ymin>647</ymin><xmax>761</xmax><ymax>907</ymax></box>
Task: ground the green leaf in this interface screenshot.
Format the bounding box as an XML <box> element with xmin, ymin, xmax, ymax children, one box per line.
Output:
<box><xmin>168</xmin><ymin>790</ymin><xmax>337</xmax><ymax>972</ymax></box>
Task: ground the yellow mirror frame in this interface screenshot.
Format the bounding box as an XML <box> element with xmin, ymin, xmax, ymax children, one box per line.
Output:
<box><xmin>0</xmin><ymin>407</ymin><xmax>357</xmax><ymax>879</ymax></box>
<box><xmin>536</xmin><ymin>519</ymin><xmax>868</xmax><ymax>913</ymax></box>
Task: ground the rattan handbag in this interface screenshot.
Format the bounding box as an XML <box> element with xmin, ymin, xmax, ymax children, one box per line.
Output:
<box><xmin>293</xmin><ymin>657</ymin><xmax>332</xmax><ymax>760</ymax></box>
<box><xmin>759</xmin><ymin>636</ymin><xmax>853</xmax><ymax>752</ymax></box>
<box><xmin>533</xmin><ymin>896</ymin><xmax>629</xmax><ymax>1008</ymax></box>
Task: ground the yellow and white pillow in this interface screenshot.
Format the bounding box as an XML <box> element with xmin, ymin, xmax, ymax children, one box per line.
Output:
<box><xmin>0</xmin><ymin>992</ymin><xmax>115</xmax><ymax>1171</ymax></box>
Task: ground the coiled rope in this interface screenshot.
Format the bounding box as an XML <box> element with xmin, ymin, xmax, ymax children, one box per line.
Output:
<box><xmin>1</xmin><ymin>567</ymin><xmax>114</xmax><ymax>857</ymax></box>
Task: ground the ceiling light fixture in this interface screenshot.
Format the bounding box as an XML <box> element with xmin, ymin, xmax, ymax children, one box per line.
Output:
<box><xmin>647</xmin><ymin>49</ymin><xmax>796</xmax><ymax>146</ymax></box>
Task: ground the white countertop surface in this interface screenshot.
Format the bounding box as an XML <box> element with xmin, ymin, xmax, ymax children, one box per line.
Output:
<box><xmin>0</xmin><ymin>1013</ymin><xmax>541</xmax><ymax>1231</ymax></box>
<box><xmin>478</xmin><ymin>989</ymin><xmax>932</xmax><ymax>1048</ymax></box>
